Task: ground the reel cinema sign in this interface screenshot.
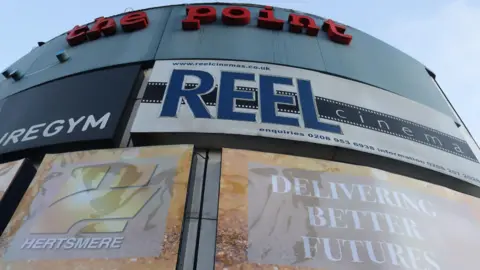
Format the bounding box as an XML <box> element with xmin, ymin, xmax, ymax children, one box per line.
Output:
<box><xmin>132</xmin><ymin>60</ymin><xmax>480</xmax><ymax>186</ymax></box>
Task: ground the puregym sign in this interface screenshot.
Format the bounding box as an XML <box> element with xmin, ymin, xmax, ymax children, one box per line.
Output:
<box><xmin>0</xmin><ymin>65</ymin><xmax>141</xmax><ymax>156</ymax></box>
<box><xmin>0</xmin><ymin>113</ymin><xmax>111</xmax><ymax>148</ymax></box>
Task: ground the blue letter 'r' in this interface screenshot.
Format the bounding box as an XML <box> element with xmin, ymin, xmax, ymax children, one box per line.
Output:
<box><xmin>160</xmin><ymin>69</ymin><xmax>214</xmax><ymax>118</ymax></box>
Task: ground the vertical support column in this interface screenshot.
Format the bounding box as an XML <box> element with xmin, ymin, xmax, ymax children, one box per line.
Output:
<box><xmin>196</xmin><ymin>150</ymin><xmax>222</xmax><ymax>270</ymax></box>
<box><xmin>176</xmin><ymin>149</ymin><xmax>222</xmax><ymax>270</ymax></box>
<box><xmin>176</xmin><ymin>150</ymin><xmax>207</xmax><ymax>270</ymax></box>
<box><xmin>119</xmin><ymin>68</ymin><xmax>150</xmax><ymax>148</ymax></box>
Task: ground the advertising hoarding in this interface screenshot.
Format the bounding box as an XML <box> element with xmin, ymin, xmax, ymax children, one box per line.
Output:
<box><xmin>0</xmin><ymin>160</ymin><xmax>25</xmax><ymax>201</ymax></box>
<box><xmin>0</xmin><ymin>159</ymin><xmax>36</xmax><ymax>237</ymax></box>
<box><xmin>0</xmin><ymin>145</ymin><xmax>193</xmax><ymax>269</ymax></box>
<box><xmin>0</xmin><ymin>64</ymin><xmax>142</xmax><ymax>156</ymax></box>
<box><xmin>131</xmin><ymin>59</ymin><xmax>480</xmax><ymax>186</ymax></box>
<box><xmin>217</xmin><ymin>148</ymin><xmax>480</xmax><ymax>269</ymax></box>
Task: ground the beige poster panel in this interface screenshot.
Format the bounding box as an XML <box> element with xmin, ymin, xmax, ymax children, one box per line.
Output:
<box><xmin>0</xmin><ymin>160</ymin><xmax>24</xmax><ymax>201</ymax></box>
<box><xmin>0</xmin><ymin>145</ymin><xmax>193</xmax><ymax>270</ymax></box>
<box><xmin>217</xmin><ymin>148</ymin><xmax>480</xmax><ymax>270</ymax></box>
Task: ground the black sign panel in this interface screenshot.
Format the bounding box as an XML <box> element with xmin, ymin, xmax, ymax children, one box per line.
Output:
<box><xmin>0</xmin><ymin>65</ymin><xmax>141</xmax><ymax>156</ymax></box>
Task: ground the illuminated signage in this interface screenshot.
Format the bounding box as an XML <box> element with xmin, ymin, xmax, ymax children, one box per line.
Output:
<box><xmin>182</xmin><ymin>5</ymin><xmax>352</xmax><ymax>45</ymax></box>
<box><xmin>66</xmin><ymin>11</ymin><xmax>149</xmax><ymax>46</ymax></box>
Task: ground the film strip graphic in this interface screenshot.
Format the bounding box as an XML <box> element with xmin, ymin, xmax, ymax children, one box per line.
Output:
<box><xmin>142</xmin><ymin>82</ymin><xmax>299</xmax><ymax>114</ymax></box>
<box><xmin>142</xmin><ymin>82</ymin><xmax>477</xmax><ymax>162</ymax></box>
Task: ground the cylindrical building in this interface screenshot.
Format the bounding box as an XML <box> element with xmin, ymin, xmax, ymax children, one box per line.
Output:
<box><xmin>0</xmin><ymin>3</ymin><xmax>479</xmax><ymax>270</ymax></box>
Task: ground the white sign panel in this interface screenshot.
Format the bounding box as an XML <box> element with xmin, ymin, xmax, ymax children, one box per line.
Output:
<box><xmin>131</xmin><ymin>60</ymin><xmax>480</xmax><ymax>186</ymax></box>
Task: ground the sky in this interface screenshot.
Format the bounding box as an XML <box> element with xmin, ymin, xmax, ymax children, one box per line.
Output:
<box><xmin>0</xmin><ymin>0</ymin><xmax>479</xmax><ymax>141</ymax></box>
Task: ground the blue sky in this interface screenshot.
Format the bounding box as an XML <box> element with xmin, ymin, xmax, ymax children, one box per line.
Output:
<box><xmin>1</xmin><ymin>0</ymin><xmax>479</xmax><ymax>140</ymax></box>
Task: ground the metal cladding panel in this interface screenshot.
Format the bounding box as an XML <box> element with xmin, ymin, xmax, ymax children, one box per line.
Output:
<box><xmin>155</xmin><ymin>5</ymin><xmax>327</xmax><ymax>72</ymax></box>
<box><xmin>0</xmin><ymin>64</ymin><xmax>141</xmax><ymax>156</ymax></box>
<box><xmin>319</xmin><ymin>28</ymin><xmax>454</xmax><ymax>117</ymax></box>
<box><xmin>0</xmin><ymin>8</ymin><xmax>170</xmax><ymax>100</ymax></box>
<box><xmin>155</xmin><ymin>4</ymin><xmax>454</xmax><ymax>119</ymax></box>
<box><xmin>0</xmin><ymin>3</ymin><xmax>457</xmax><ymax>119</ymax></box>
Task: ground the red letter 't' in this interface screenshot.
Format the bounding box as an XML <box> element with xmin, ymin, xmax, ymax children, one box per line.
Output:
<box><xmin>257</xmin><ymin>6</ymin><xmax>284</xmax><ymax>30</ymax></box>
<box><xmin>322</xmin><ymin>19</ymin><xmax>352</xmax><ymax>45</ymax></box>
<box><xmin>182</xmin><ymin>6</ymin><xmax>217</xmax><ymax>30</ymax></box>
<box><xmin>222</xmin><ymin>6</ymin><xmax>250</xmax><ymax>25</ymax></box>
<box><xmin>66</xmin><ymin>25</ymin><xmax>89</xmax><ymax>46</ymax></box>
<box><xmin>288</xmin><ymin>14</ymin><xmax>320</xmax><ymax>36</ymax></box>
<box><xmin>120</xmin><ymin>11</ymin><xmax>149</xmax><ymax>32</ymax></box>
<box><xmin>87</xmin><ymin>17</ymin><xmax>117</xmax><ymax>40</ymax></box>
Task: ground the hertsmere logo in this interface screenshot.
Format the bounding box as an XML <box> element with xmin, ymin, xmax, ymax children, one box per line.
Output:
<box><xmin>20</xmin><ymin>163</ymin><xmax>159</xmax><ymax>251</ymax></box>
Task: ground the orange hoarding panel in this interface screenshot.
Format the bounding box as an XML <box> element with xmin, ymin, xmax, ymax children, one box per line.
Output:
<box><xmin>0</xmin><ymin>145</ymin><xmax>193</xmax><ymax>270</ymax></box>
<box><xmin>217</xmin><ymin>148</ymin><xmax>480</xmax><ymax>269</ymax></box>
<box><xmin>0</xmin><ymin>160</ymin><xmax>24</xmax><ymax>201</ymax></box>
<box><xmin>0</xmin><ymin>159</ymin><xmax>36</xmax><ymax>237</ymax></box>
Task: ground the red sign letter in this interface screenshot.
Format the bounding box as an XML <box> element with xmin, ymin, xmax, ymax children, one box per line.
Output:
<box><xmin>222</xmin><ymin>6</ymin><xmax>250</xmax><ymax>25</ymax></box>
<box><xmin>322</xmin><ymin>19</ymin><xmax>352</xmax><ymax>45</ymax></box>
<box><xmin>288</xmin><ymin>14</ymin><xmax>320</xmax><ymax>36</ymax></box>
<box><xmin>66</xmin><ymin>25</ymin><xmax>89</xmax><ymax>46</ymax></box>
<box><xmin>257</xmin><ymin>6</ymin><xmax>284</xmax><ymax>30</ymax></box>
<box><xmin>120</xmin><ymin>11</ymin><xmax>149</xmax><ymax>32</ymax></box>
<box><xmin>87</xmin><ymin>17</ymin><xmax>117</xmax><ymax>40</ymax></box>
<box><xmin>183</xmin><ymin>6</ymin><xmax>217</xmax><ymax>30</ymax></box>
